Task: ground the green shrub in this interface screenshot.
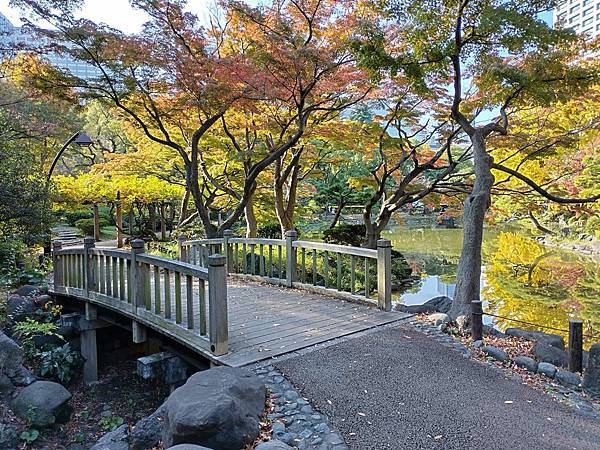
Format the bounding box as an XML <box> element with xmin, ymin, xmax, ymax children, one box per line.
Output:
<box><xmin>75</xmin><ymin>218</ymin><xmax>110</xmax><ymax>236</ymax></box>
<box><xmin>37</xmin><ymin>343</ymin><xmax>81</xmax><ymax>384</ymax></box>
<box><xmin>14</xmin><ymin>318</ymin><xmax>61</xmax><ymax>348</ymax></box>
<box><xmin>257</xmin><ymin>222</ymin><xmax>282</xmax><ymax>239</ymax></box>
<box><xmin>98</xmin><ymin>415</ymin><xmax>124</xmax><ymax>432</ymax></box>
<box><xmin>323</xmin><ymin>224</ymin><xmax>366</xmax><ymax>247</ymax></box>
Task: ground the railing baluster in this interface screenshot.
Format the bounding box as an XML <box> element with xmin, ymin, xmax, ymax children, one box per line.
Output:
<box><xmin>154</xmin><ymin>265</ymin><xmax>161</xmax><ymax>314</ymax></box>
<box><xmin>99</xmin><ymin>255</ymin><xmax>106</xmax><ymax>294</ymax></box>
<box><xmin>323</xmin><ymin>251</ymin><xmax>329</xmax><ymax>288</ymax></box>
<box><xmin>235</xmin><ymin>243</ymin><xmax>240</xmax><ymax>273</ymax></box>
<box><xmin>112</xmin><ymin>257</ymin><xmax>118</xmax><ymax>298</ymax></box>
<box><xmin>175</xmin><ymin>272</ymin><xmax>182</xmax><ymax>324</ymax></box>
<box><xmin>143</xmin><ymin>263</ymin><xmax>151</xmax><ymax>310</ymax></box>
<box><xmin>336</xmin><ymin>252</ymin><xmax>342</xmax><ymax>291</ymax></box>
<box><xmin>278</xmin><ymin>245</ymin><xmax>282</xmax><ymax>280</ymax></box>
<box><xmin>164</xmin><ymin>269</ymin><xmax>171</xmax><ymax>319</ymax></box>
<box><xmin>242</xmin><ymin>243</ymin><xmax>248</xmax><ymax>273</ymax></box>
<box><xmin>199</xmin><ymin>278</ymin><xmax>206</xmax><ymax>335</ymax></box>
<box><xmin>301</xmin><ymin>248</ymin><xmax>306</xmax><ymax>283</ymax></box>
<box><xmin>351</xmin><ymin>255</ymin><xmax>356</xmax><ymax>295</ymax></box>
<box><xmin>269</xmin><ymin>245</ymin><xmax>273</xmax><ymax>278</ymax></box>
<box><xmin>312</xmin><ymin>249</ymin><xmax>317</xmax><ymax>285</ymax></box>
<box><xmin>105</xmin><ymin>256</ymin><xmax>112</xmax><ymax>296</ymax></box>
<box><xmin>119</xmin><ymin>258</ymin><xmax>125</xmax><ymax>301</ymax></box>
<box><xmin>364</xmin><ymin>258</ymin><xmax>370</xmax><ymax>299</ymax></box>
<box><xmin>259</xmin><ymin>244</ymin><xmax>265</xmax><ymax>276</ymax></box>
<box><xmin>127</xmin><ymin>259</ymin><xmax>133</xmax><ymax>303</ymax></box>
<box><xmin>186</xmin><ymin>274</ymin><xmax>194</xmax><ymax>329</ymax></box>
<box><xmin>250</xmin><ymin>244</ymin><xmax>256</xmax><ymax>275</ymax></box>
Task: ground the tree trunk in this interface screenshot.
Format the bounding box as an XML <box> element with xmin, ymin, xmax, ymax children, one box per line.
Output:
<box><xmin>329</xmin><ymin>199</ymin><xmax>346</xmax><ymax>229</ymax></box>
<box><xmin>160</xmin><ymin>202</ymin><xmax>167</xmax><ymax>240</ymax></box>
<box><xmin>245</xmin><ymin>194</ymin><xmax>258</xmax><ymax>238</ymax></box>
<box><xmin>273</xmin><ymin>153</ymin><xmax>301</xmax><ymax>236</ymax></box>
<box><xmin>448</xmin><ymin>131</ymin><xmax>495</xmax><ymax>319</ymax></box>
<box><xmin>148</xmin><ymin>203</ymin><xmax>156</xmax><ymax>234</ymax></box>
<box><xmin>178</xmin><ymin>190</ymin><xmax>190</xmax><ymax>227</ymax></box>
<box><xmin>116</xmin><ymin>192</ymin><xmax>123</xmax><ymax>248</ymax></box>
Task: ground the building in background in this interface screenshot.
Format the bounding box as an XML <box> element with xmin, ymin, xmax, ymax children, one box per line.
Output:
<box><xmin>554</xmin><ymin>0</ymin><xmax>600</xmax><ymax>38</ymax></box>
<box><xmin>0</xmin><ymin>11</ymin><xmax>99</xmax><ymax>80</ymax></box>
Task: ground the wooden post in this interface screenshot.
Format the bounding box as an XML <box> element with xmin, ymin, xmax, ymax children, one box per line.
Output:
<box><xmin>208</xmin><ymin>254</ymin><xmax>228</xmax><ymax>355</ymax></box>
<box><xmin>471</xmin><ymin>300</ymin><xmax>483</xmax><ymax>341</ymax></box>
<box><xmin>178</xmin><ymin>235</ymin><xmax>187</xmax><ymax>262</ymax></box>
<box><xmin>131</xmin><ymin>239</ymin><xmax>147</xmax><ymax>343</ymax></box>
<box><xmin>83</xmin><ymin>237</ymin><xmax>95</xmax><ymax>297</ymax></box>
<box><xmin>376</xmin><ymin>239</ymin><xmax>392</xmax><ymax>311</ymax></box>
<box><xmin>223</xmin><ymin>229</ymin><xmax>233</xmax><ymax>274</ymax></box>
<box><xmin>285</xmin><ymin>230</ymin><xmax>298</xmax><ymax>288</ymax></box>
<box><xmin>569</xmin><ymin>319</ymin><xmax>583</xmax><ymax>373</ymax></box>
<box><xmin>52</xmin><ymin>241</ymin><xmax>63</xmax><ymax>289</ymax></box>
<box><xmin>160</xmin><ymin>202</ymin><xmax>167</xmax><ymax>240</ymax></box>
<box><xmin>80</xmin><ymin>328</ymin><xmax>98</xmax><ymax>385</ymax></box>
<box><xmin>116</xmin><ymin>191</ymin><xmax>123</xmax><ymax>248</ymax></box>
<box><xmin>93</xmin><ymin>203</ymin><xmax>101</xmax><ymax>242</ymax></box>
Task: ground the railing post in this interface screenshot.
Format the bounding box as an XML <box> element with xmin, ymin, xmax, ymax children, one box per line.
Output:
<box><xmin>285</xmin><ymin>230</ymin><xmax>298</xmax><ymax>288</ymax></box>
<box><xmin>376</xmin><ymin>239</ymin><xmax>392</xmax><ymax>311</ymax></box>
<box><xmin>131</xmin><ymin>239</ymin><xmax>147</xmax><ymax>343</ymax></box>
<box><xmin>569</xmin><ymin>319</ymin><xmax>583</xmax><ymax>373</ymax></box>
<box><xmin>223</xmin><ymin>229</ymin><xmax>234</xmax><ymax>274</ymax></box>
<box><xmin>471</xmin><ymin>300</ymin><xmax>483</xmax><ymax>341</ymax></box>
<box><xmin>83</xmin><ymin>237</ymin><xmax>96</xmax><ymax>297</ymax></box>
<box><xmin>178</xmin><ymin>235</ymin><xmax>187</xmax><ymax>262</ymax></box>
<box><xmin>208</xmin><ymin>254</ymin><xmax>228</xmax><ymax>355</ymax></box>
<box><xmin>52</xmin><ymin>241</ymin><xmax>63</xmax><ymax>289</ymax></box>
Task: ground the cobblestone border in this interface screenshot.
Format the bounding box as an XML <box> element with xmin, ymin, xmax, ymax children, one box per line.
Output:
<box><xmin>252</xmin><ymin>364</ymin><xmax>348</xmax><ymax>450</ymax></box>
<box><xmin>408</xmin><ymin>319</ymin><xmax>600</xmax><ymax>420</ymax></box>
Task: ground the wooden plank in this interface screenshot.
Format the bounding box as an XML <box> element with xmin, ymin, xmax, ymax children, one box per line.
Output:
<box><xmin>293</xmin><ymin>240</ymin><xmax>377</xmax><ymax>258</ymax></box>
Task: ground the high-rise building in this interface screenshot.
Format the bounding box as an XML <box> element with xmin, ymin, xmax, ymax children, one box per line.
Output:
<box><xmin>0</xmin><ymin>12</ymin><xmax>99</xmax><ymax>80</ymax></box>
<box><xmin>554</xmin><ymin>0</ymin><xmax>600</xmax><ymax>38</ymax></box>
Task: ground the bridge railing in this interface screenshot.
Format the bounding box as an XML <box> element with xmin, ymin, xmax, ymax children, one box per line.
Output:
<box><xmin>52</xmin><ymin>237</ymin><xmax>228</xmax><ymax>356</ymax></box>
<box><xmin>179</xmin><ymin>231</ymin><xmax>392</xmax><ymax>311</ymax></box>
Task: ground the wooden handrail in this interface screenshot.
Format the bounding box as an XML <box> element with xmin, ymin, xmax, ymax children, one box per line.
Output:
<box><xmin>51</xmin><ymin>238</ymin><xmax>228</xmax><ymax>356</ymax></box>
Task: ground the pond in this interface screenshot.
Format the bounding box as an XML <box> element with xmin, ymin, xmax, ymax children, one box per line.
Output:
<box><xmin>384</xmin><ymin>224</ymin><xmax>600</xmax><ymax>348</ymax></box>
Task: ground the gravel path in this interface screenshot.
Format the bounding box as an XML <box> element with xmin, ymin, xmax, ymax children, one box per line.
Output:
<box><xmin>275</xmin><ymin>326</ymin><xmax>600</xmax><ymax>450</ymax></box>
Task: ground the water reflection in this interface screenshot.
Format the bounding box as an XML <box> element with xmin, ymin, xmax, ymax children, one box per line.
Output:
<box><xmin>385</xmin><ymin>227</ymin><xmax>600</xmax><ymax>347</ymax></box>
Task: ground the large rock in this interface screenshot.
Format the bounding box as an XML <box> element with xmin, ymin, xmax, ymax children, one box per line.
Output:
<box><xmin>162</xmin><ymin>367</ymin><xmax>266</xmax><ymax>450</ymax></box>
<box><xmin>166</xmin><ymin>445</ymin><xmax>214</xmax><ymax>450</ymax></box>
<box><xmin>90</xmin><ymin>424</ymin><xmax>129</xmax><ymax>450</ymax></box>
<box><xmin>12</xmin><ymin>285</ymin><xmax>42</xmax><ymax>297</ymax></box>
<box><xmin>0</xmin><ymin>331</ymin><xmax>23</xmax><ymax>374</ymax></box>
<box><xmin>505</xmin><ymin>328</ymin><xmax>565</xmax><ymax>350</ymax></box>
<box><xmin>537</xmin><ymin>362</ymin><xmax>557</xmax><ymax>378</ymax></box>
<box><xmin>0</xmin><ymin>374</ymin><xmax>15</xmax><ymax>398</ymax></box>
<box><xmin>532</xmin><ymin>342</ymin><xmax>568</xmax><ymax>367</ymax></box>
<box><xmin>583</xmin><ymin>343</ymin><xmax>600</xmax><ymax>397</ymax></box>
<box><xmin>514</xmin><ymin>356</ymin><xmax>538</xmax><ymax>373</ymax></box>
<box><xmin>6</xmin><ymin>295</ymin><xmax>36</xmax><ymax>322</ymax></box>
<box><xmin>396</xmin><ymin>296</ymin><xmax>452</xmax><ymax>314</ymax></box>
<box><xmin>130</xmin><ymin>405</ymin><xmax>165</xmax><ymax>450</ymax></box>
<box><xmin>0</xmin><ymin>423</ymin><xmax>18</xmax><ymax>449</ymax></box>
<box><xmin>428</xmin><ymin>313</ymin><xmax>450</xmax><ymax>326</ymax></box>
<box><xmin>11</xmin><ymin>380</ymin><xmax>72</xmax><ymax>427</ymax></box>
<box><xmin>482</xmin><ymin>345</ymin><xmax>508</xmax><ymax>362</ymax></box>
<box><xmin>556</xmin><ymin>370</ymin><xmax>581</xmax><ymax>388</ymax></box>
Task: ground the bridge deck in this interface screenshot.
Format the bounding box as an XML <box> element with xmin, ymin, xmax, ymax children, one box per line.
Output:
<box><xmin>218</xmin><ymin>279</ymin><xmax>411</xmax><ymax>366</ymax></box>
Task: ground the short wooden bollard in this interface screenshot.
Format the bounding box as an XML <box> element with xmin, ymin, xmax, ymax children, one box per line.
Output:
<box><xmin>471</xmin><ymin>300</ymin><xmax>483</xmax><ymax>341</ymax></box>
<box><xmin>568</xmin><ymin>319</ymin><xmax>583</xmax><ymax>373</ymax></box>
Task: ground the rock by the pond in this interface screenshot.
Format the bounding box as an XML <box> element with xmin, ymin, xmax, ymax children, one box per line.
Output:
<box><xmin>57</xmin><ymin>324</ymin><xmax>76</xmax><ymax>340</ymax></box>
<box><xmin>90</xmin><ymin>424</ymin><xmax>129</xmax><ymax>450</ymax></box>
<box><xmin>130</xmin><ymin>405</ymin><xmax>165</xmax><ymax>450</ymax></box>
<box><xmin>532</xmin><ymin>342</ymin><xmax>568</xmax><ymax>367</ymax></box>
<box><xmin>537</xmin><ymin>362</ymin><xmax>558</xmax><ymax>378</ymax></box>
<box><xmin>428</xmin><ymin>313</ymin><xmax>450</xmax><ymax>326</ymax></box>
<box><xmin>255</xmin><ymin>440</ymin><xmax>295</xmax><ymax>450</ymax></box>
<box><xmin>162</xmin><ymin>367</ymin><xmax>266</xmax><ymax>450</ymax></box>
<box><xmin>11</xmin><ymin>367</ymin><xmax>36</xmax><ymax>386</ymax></box>
<box><xmin>396</xmin><ymin>296</ymin><xmax>452</xmax><ymax>314</ymax></box>
<box><xmin>0</xmin><ymin>373</ymin><xmax>15</xmax><ymax>398</ymax></box>
<box><xmin>11</xmin><ymin>380</ymin><xmax>72</xmax><ymax>427</ymax></box>
<box><xmin>514</xmin><ymin>356</ymin><xmax>538</xmax><ymax>373</ymax></box>
<box><xmin>35</xmin><ymin>294</ymin><xmax>52</xmax><ymax>307</ymax></box>
<box><xmin>455</xmin><ymin>315</ymin><xmax>469</xmax><ymax>332</ymax></box>
<box><xmin>482</xmin><ymin>345</ymin><xmax>508</xmax><ymax>362</ymax></box>
<box><xmin>0</xmin><ymin>331</ymin><xmax>23</xmax><ymax>374</ymax></box>
<box><xmin>6</xmin><ymin>295</ymin><xmax>36</xmax><ymax>322</ymax></box>
<box><xmin>505</xmin><ymin>328</ymin><xmax>565</xmax><ymax>350</ymax></box>
<box><xmin>583</xmin><ymin>343</ymin><xmax>600</xmax><ymax>397</ymax></box>
<box><xmin>556</xmin><ymin>370</ymin><xmax>582</xmax><ymax>388</ymax></box>
<box><xmin>166</xmin><ymin>445</ymin><xmax>214</xmax><ymax>450</ymax></box>
<box><xmin>12</xmin><ymin>284</ymin><xmax>42</xmax><ymax>297</ymax></box>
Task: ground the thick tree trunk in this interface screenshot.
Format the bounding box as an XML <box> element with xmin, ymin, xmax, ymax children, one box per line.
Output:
<box><xmin>178</xmin><ymin>190</ymin><xmax>190</xmax><ymax>227</ymax></box>
<box><xmin>148</xmin><ymin>203</ymin><xmax>156</xmax><ymax>234</ymax></box>
<box><xmin>245</xmin><ymin>194</ymin><xmax>258</xmax><ymax>238</ymax></box>
<box><xmin>448</xmin><ymin>132</ymin><xmax>495</xmax><ymax>319</ymax></box>
<box><xmin>273</xmin><ymin>154</ymin><xmax>301</xmax><ymax>236</ymax></box>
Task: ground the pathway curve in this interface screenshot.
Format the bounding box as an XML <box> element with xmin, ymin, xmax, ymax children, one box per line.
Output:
<box><xmin>275</xmin><ymin>325</ymin><xmax>600</xmax><ymax>450</ymax></box>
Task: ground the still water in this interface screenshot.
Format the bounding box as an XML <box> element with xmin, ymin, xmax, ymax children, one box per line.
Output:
<box><xmin>384</xmin><ymin>226</ymin><xmax>600</xmax><ymax>346</ymax></box>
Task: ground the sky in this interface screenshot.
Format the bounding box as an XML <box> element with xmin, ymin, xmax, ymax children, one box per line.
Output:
<box><xmin>0</xmin><ymin>0</ymin><xmax>221</xmax><ymax>33</ymax></box>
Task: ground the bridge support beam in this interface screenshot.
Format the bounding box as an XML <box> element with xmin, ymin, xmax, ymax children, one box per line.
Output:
<box><xmin>80</xmin><ymin>328</ymin><xmax>98</xmax><ymax>385</ymax></box>
<box><xmin>132</xmin><ymin>320</ymin><xmax>147</xmax><ymax>344</ymax></box>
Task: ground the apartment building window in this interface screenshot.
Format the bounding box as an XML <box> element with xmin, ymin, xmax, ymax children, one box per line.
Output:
<box><xmin>571</xmin><ymin>4</ymin><xmax>580</xmax><ymax>13</ymax></box>
<box><xmin>582</xmin><ymin>27</ymin><xmax>593</xmax><ymax>33</ymax></box>
<box><xmin>583</xmin><ymin>17</ymin><xmax>593</xmax><ymax>26</ymax></box>
<box><xmin>573</xmin><ymin>23</ymin><xmax>581</xmax><ymax>30</ymax></box>
<box><xmin>583</xmin><ymin>0</ymin><xmax>592</xmax><ymax>6</ymax></box>
<box><xmin>583</xmin><ymin>7</ymin><xmax>593</xmax><ymax>16</ymax></box>
<box><xmin>570</xmin><ymin>13</ymin><xmax>581</xmax><ymax>22</ymax></box>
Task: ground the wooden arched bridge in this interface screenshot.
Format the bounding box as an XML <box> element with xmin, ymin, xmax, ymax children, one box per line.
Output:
<box><xmin>51</xmin><ymin>231</ymin><xmax>411</xmax><ymax>375</ymax></box>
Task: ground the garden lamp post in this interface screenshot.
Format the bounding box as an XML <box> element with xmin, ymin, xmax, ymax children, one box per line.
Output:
<box><xmin>46</xmin><ymin>132</ymin><xmax>94</xmax><ymax>188</ymax></box>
